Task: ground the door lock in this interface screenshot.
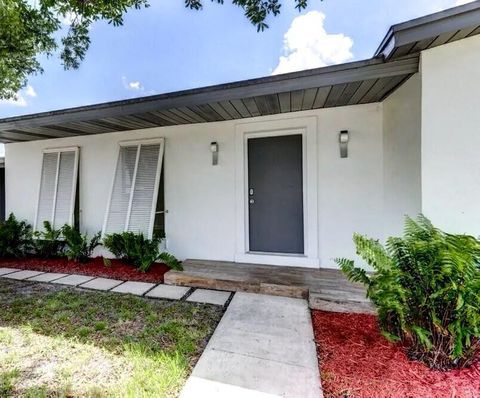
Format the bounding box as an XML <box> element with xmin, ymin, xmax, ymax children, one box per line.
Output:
<box><xmin>249</xmin><ymin>188</ymin><xmax>254</xmax><ymax>196</ymax></box>
<box><xmin>249</xmin><ymin>199</ymin><xmax>255</xmax><ymax>204</ymax></box>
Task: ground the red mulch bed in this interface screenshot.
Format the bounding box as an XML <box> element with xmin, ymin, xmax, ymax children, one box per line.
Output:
<box><xmin>312</xmin><ymin>311</ymin><xmax>480</xmax><ymax>398</ymax></box>
<box><xmin>0</xmin><ymin>257</ymin><xmax>170</xmax><ymax>283</ymax></box>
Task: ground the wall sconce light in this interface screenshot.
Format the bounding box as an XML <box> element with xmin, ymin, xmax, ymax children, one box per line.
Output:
<box><xmin>211</xmin><ymin>142</ymin><xmax>219</xmax><ymax>165</ymax></box>
<box><xmin>339</xmin><ymin>130</ymin><xmax>349</xmax><ymax>158</ymax></box>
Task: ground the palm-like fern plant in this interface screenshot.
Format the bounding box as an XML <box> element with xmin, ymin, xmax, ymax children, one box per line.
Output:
<box><xmin>0</xmin><ymin>213</ymin><xmax>33</xmax><ymax>258</ymax></box>
<box><xmin>32</xmin><ymin>221</ymin><xmax>65</xmax><ymax>258</ymax></box>
<box><xmin>62</xmin><ymin>225</ymin><xmax>101</xmax><ymax>263</ymax></box>
<box><xmin>103</xmin><ymin>232</ymin><xmax>182</xmax><ymax>272</ymax></box>
<box><xmin>336</xmin><ymin>215</ymin><xmax>480</xmax><ymax>370</ymax></box>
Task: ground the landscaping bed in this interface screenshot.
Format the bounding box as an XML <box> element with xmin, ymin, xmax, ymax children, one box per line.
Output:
<box><xmin>0</xmin><ymin>257</ymin><xmax>170</xmax><ymax>283</ymax></box>
<box><xmin>312</xmin><ymin>311</ymin><xmax>480</xmax><ymax>398</ymax></box>
<box><xmin>0</xmin><ymin>279</ymin><xmax>223</xmax><ymax>397</ymax></box>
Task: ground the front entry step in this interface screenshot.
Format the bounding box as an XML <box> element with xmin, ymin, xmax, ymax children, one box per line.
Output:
<box><xmin>165</xmin><ymin>269</ymin><xmax>309</xmax><ymax>299</ymax></box>
<box><xmin>164</xmin><ymin>259</ymin><xmax>375</xmax><ymax>313</ymax></box>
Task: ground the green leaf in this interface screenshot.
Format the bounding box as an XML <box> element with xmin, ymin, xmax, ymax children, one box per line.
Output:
<box><xmin>456</xmin><ymin>294</ymin><xmax>465</xmax><ymax>311</ymax></box>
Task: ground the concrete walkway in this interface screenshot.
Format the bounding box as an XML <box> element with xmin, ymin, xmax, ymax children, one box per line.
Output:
<box><xmin>181</xmin><ymin>292</ymin><xmax>323</xmax><ymax>398</ymax></box>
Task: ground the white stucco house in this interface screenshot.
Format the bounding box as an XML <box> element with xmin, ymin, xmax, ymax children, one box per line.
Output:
<box><xmin>1</xmin><ymin>3</ymin><xmax>479</xmax><ymax>270</ymax></box>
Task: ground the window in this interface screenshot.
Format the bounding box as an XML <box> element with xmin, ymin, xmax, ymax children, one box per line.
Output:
<box><xmin>35</xmin><ymin>148</ymin><xmax>79</xmax><ymax>230</ymax></box>
<box><xmin>103</xmin><ymin>139</ymin><xmax>164</xmax><ymax>239</ymax></box>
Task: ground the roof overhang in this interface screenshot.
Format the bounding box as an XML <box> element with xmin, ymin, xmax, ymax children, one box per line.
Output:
<box><xmin>375</xmin><ymin>1</ymin><xmax>480</xmax><ymax>59</ymax></box>
<box><xmin>0</xmin><ymin>55</ymin><xmax>419</xmax><ymax>143</ymax></box>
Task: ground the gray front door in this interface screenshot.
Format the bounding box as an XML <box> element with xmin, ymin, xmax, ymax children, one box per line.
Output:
<box><xmin>248</xmin><ymin>134</ymin><xmax>304</xmax><ymax>254</ymax></box>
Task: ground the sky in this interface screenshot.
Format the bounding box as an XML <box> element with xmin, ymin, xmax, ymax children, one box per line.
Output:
<box><xmin>0</xmin><ymin>0</ymin><xmax>474</xmax><ymax>120</ymax></box>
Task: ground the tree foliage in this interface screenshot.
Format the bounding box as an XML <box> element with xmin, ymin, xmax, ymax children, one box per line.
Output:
<box><xmin>336</xmin><ymin>215</ymin><xmax>480</xmax><ymax>370</ymax></box>
<box><xmin>0</xmin><ymin>0</ymin><xmax>58</xmax><ymax>99</ymax></box>
<box><xmin>0</xmin><ymin>0</ymin><xmax>312</xmax><ymax>100</ymax></box>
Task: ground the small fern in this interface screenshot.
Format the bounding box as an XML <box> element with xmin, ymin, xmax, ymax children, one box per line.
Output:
<box><xmin>158</xmin><ymin>252</ymin><xmax>183</xmax><ymax>271</ymax></box>
<box><xmin>103</xmin><ymin>232</ymin><xmax>181</xmax><ymax>272</ymax></box>
<box><xmin>0</xmin><ymin>213</ymin><xmax>32</xmax><ymax>258</ymax></box>
<box><xmin>62</xmin><ymin>225</ymin><xmax>101</xmax><ymax>263</ymax></box>
<box><xmin>32</xmin><ymin>221</ymin><xmax>65</xmax><ymax>258</ymax></box>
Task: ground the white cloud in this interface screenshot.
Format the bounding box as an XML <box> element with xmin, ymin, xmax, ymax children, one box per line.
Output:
<box><xmin>0</xmin><ymin>85</ymin><xmax>37</xmax><ymax>108</ymax></box>
<box><xmin>25</xmin><ymin>85</ymin><xmax>37</xmax><ymax>98</ymax></box>
<box><xmin>121</xmin><ymin>76</ymin><xmax>144</xmax><ymax>92</ymax></box>
<box><xmin>455</xmin><ymin>0</ymin><xmax>475</xmax><ymax>5</ymax></box>
<box><xmin>272</xmin><ymin>11</ymin><xmax>354</xmax><ymax>75</ymax></box>
<box><xmin>128</xmin><ymin>81</ymin><xmax>142</xmax><ymax>90</ymax></box>
<box><xmin>0</xmin><ymin>96</ymin><xmax>27</xmax><ymax>107</ymax></box>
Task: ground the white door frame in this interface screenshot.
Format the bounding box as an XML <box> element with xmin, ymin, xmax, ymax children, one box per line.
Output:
<box><xmin>234</xmin><ymin>116</ymin><xmax>319</xmax><ymax>268</ymax></box>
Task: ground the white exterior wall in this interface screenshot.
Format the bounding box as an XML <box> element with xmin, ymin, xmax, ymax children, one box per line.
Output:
<box><xmin>383</xmin><ymin>74</ymin><xmax>422</xmax><ymax>236</ymax></box>
<box><xmin>6</xmin><ymin>121</ymin><xmax>238</xmax><ymax>262</ymax></box>
<box><xmin>421</xmin><ymin>35</ymin><xmax>480</xmax><ymax>235</ymax></box>
<box><xmin>7</xmin><ymin>36</ymin><xmax>480</xmax><ymax>268</ymax></box>
<box><xmin>6</xmin><ymin>104</ymin><xmax>389</xmax><ymax>269</ymax></box>
<box><xmin>316</xmin><ymin>105</ymin><xmax>385</xmax><ymax>267</ymax></box>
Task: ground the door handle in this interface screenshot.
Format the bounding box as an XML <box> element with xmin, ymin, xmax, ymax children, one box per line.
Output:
<box><xmin>249</xmin><ymin>199</ymin><xmax>255</xmax><ymax>204</ymax></box>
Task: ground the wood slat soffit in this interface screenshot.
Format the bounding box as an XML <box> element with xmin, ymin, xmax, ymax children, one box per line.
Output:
<box><xmin>0</xmin><ymin>56</ymin><xmax>419</xmax><ymax>142</ymax></box>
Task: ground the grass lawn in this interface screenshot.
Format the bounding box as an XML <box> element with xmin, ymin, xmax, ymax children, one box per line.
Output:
<box><xmin>0</xmin><ymin>279</ymin><xmax>224</xmax><ymax>397</ymax></box>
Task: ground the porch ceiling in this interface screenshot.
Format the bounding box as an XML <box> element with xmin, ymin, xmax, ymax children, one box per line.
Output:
<box><xmin>0</xmin><ymin>55</ymin><xmax>419</xmax><ymax>143</ymax></box>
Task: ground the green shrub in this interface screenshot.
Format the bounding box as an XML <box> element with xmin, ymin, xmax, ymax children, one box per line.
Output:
<box><xmin>0</xmin><ymin>213</ymin><xmax>33</xmax><ymax>258</ymax></box>
<box><xmin>336</xmin><ymin>215</ymin><xmax>480</xmax><ymax>370</ymax></box>
<box><xmin>103</xmin><ymin>232</ymin><xmax>182</xmax><ymax>272</ymax></box>
<box><xmin>32</xmin><ymin>221</ymin><xmax>65</xmax><ymax>258</ymax></box>
<box><xmin>62</xmin><ymin>225</ymin><xmax>101</xmax><ymax>263</ymax></box>
<box><xmin>157</xmin><ymin>252</ymin><xmax>182</xmax><ymax>271</ymax></box>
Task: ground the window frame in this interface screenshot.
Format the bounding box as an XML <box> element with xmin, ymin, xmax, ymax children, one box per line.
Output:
<box><xmin>34</xmin><ymin>146</ymin><xmax>80</xmax><ymax>231</ymax></box>
<box><xmin>102</xmin><ymin>138</ymin><xmax>165</xmax><ymax>239</ymax></box>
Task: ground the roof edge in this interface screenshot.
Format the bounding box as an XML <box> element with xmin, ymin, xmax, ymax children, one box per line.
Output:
<box><xmin>0</xmin><ymin>56</ymin><xmax>390</xmax><ymax>127</ymax></box>
<box><xmin>375</xmin><ymin>0</ymin><xmax>480</xmax><ymax>57</ymax></box>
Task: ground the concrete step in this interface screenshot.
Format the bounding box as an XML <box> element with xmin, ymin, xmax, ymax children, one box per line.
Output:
<box><xmin>166</xmin><ymin>260</ymin><xmax>374</xmax><ymax>313</ymax></box>
<box><xmin>164</xmin><ymin>270</ymin><xmax>309</xmax><ymax>299</ymax></box>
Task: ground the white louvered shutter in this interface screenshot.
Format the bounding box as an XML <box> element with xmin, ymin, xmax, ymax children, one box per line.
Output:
<box><xmin>128</xmin><ymin>144</ymin><xmax>161</xmax><ymax>235</ymax></box>
<box><xmin>104</xmin><ymin>146</ymin><xmax>138</xmax><ymax>235</ymax></box>
<box><xmin>35</xmin><ymin>149</ymin><xmax>79</xmax><ymax>230</ymax></box>
<box><xmin>104</xmin><ymin>140</ymin><xmax>164</xmax><ymax>238</ymax></box>
<box><xmin>54</xmin><ymin>151</ymin><xmax>77</xmax><ymax>228</ymax></box>
<box><xmin>36</xmin><ymin>152</ymin><xmax>58</xmax><ymax>229</ymax></box>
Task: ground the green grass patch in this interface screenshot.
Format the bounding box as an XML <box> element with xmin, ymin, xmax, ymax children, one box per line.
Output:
<box><xmin>0</xmin><ymin>280</ymin><xmax>223</xmax><ymax>397</ymax></box>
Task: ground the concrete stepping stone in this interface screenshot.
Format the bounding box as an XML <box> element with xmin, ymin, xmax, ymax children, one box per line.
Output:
<box><xmin>52</xmin><ymin>274</ymin><xmax>95</xmax><ymax>286</ymax></box>
<box><xmin>4</xmin><ymin>270</ymin><xmax>44</xmax><ymax>280</ymax></box>
<box><xmin>186</xmin><ymin>289</ymin><xmax>230</xmax><ymax>306</ymax></box>
<box><xmin>28</xmin><ymin>272</ymin><xmax>69</xmax><ymax>282</ymax></box>
<box><xmin>0</xmin><ymin>268</ymin><xmax>21</xmax><ymax>276</ymax></box>
<box><xmin>111</xmin><ymin>281</ymin><xmax>156</xmax><ymax>296</ymax></box>
<box><xmin>80</xmin><ymin>277</ymin><xmax>124</xmax><ymax>291</ymax></box>
<box><xmin>146</xmin><ymin>285</ymin><xmax>190</xmax><ymax>300</ymax></box>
